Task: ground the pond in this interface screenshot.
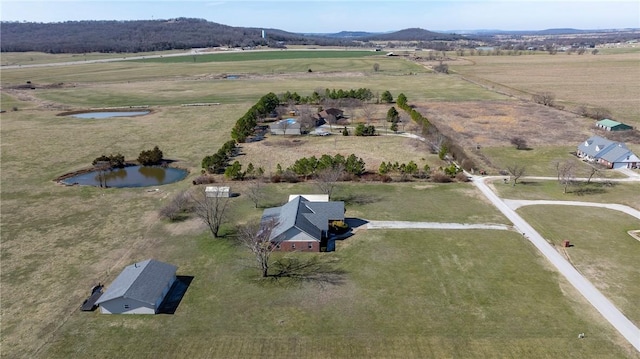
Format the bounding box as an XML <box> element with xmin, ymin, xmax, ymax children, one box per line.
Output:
<box><xmin>60</xmin><ymin>166</ymin><xmax>188</xmax><ymax>188</ymax></box>
<box><xmin>70</xmin><ymin>111</ymin><xmax>150</xmax><ymax>119</ymax></box>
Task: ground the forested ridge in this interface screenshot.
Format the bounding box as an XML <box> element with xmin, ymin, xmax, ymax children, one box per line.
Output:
<box><xmin>0</xmin><ymin>18</ymin><xmax>355</xmax><ymax>53</ymax></box>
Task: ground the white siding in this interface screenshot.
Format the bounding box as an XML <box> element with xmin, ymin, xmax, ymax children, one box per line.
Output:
<box><xmin>279</xmin><ymin>227</ymin><xmax>318</xmax><ymax>242</ymax></box>
<box><xmin>99</xmin><ymin>298</ymin><xmax>156</xmax><ymax>314</ymax></box>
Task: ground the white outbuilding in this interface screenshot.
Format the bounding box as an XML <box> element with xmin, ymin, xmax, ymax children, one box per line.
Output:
<box><xmin>205</xmin><ymin>186</ymin><xmax>231</xmax><ymax>198</ymax></box>
<box><xmin>95</xmin><ymin>259</ymin><xmax>177</xmax><ymax>314</ymax></box>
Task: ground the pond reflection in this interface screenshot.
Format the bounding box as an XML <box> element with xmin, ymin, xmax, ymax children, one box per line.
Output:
<box><xmin>61</xmin><ymin>166</ymin><xmax>187</xmax><ymax>188</ymax></box>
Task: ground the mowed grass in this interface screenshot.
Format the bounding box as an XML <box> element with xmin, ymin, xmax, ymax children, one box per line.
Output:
<box><xmin>519</xmin><ymin>206</ymin><xmax>640</xmax><ymax>326</ymax></box>
<box><xmin>451</xmin><ymin>51</ymin><xmax>640</xmax><ymax>125</ymax></box>
<box><xmin>40</xmin><ymin>230</ymin><xmax>634</xmax><ymax>358</ymax></box>
<box><xmin>135</xmin><ymin>50</ymin><xmax>382</xmax><ymax>63</ymax></box>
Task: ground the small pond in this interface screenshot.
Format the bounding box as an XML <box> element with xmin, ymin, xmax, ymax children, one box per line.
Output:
<box><xmin>70</xmin><ymin>111</ymin><xmax>150</xmax><ymax>119</ymax></box>
<box><xmin>60</xmin><ymin>166</ymin><xmax>188</xmax><ymax>188</ymax></box>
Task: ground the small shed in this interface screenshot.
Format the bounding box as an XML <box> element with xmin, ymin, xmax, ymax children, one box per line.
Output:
<box><xmin>95</xmin><ymin>259</ymin><xmax>177</xmax><ymax>314</ymax></box>
<box><xmin>596</xmin><ymin>119</ymin><xmax>633</xmax><ymax>131</ymax></box>
<box><xmin>205</xmin><ymin>186</ymin><xmax>231</xmax><ymax>198</ymax></box>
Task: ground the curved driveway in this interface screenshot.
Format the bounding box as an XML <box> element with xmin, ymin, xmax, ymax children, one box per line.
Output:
<box><xmin>473</xmin><ymin>176</ymin><xmax>640</xmax><ymax>352</ymax></box>
<box><xmin>503</xmin><ymin>199</ymin><xmax>640</xmax><ymax>219</ymax></box>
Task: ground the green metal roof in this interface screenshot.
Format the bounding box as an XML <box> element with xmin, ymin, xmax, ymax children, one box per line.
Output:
<box><xmin>597</xmin><ymin>119</ymin><xmax>622</xmax><ymax>127</ymax></box>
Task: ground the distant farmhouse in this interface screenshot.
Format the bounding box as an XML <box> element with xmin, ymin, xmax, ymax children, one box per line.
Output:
<box><xmin>261</xmin><ymin>195</ymin><xmax>345</xmax><ymax>252</ymax></box>
<box><xmin>270</xmin><ymin>108</ymin><xmax>344</xmax><ymax>136</ymax></box>
<box><xmin>595</xmin><ymin>119</ymin><xmax>633</xmax><ymax>131</ymax></box>
<box><xmin>577</xmin><ymin>136</ymin><xmax>640</xmax><ymax>169</ymax></box>
<box><xmin>269</xmin><ymin>118</ymin><xmax>301</xmax><ymax>135</ymax></box>
<box><xmin>95</xmin><ymin>259</ymin><xmax>177</xmax><ymax>314</ymax></box>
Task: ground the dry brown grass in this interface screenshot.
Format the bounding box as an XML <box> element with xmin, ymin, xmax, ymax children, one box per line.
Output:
<box><xmin>240</xmin><ymin>133</ymin><xmax>442</xmax><ymax>175</ymax></box>
<box><xmin>420</xmin><ymin>100</ymin><xmax>594</xmax><ymax>149</ymax></box>
<box><xmin>450</xmin><ymin>52</ymin><xmax>640</xmax><ymax>125</ymax></box>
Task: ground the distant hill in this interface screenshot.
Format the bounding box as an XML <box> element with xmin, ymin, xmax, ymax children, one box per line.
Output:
<box><xmin>320</xmin><ymin>31</ymin><xmax>381</xmax><ymax>39</ymax></box>
<box><xmin>0</xmin><ymin>18</ymin><xmax>354</xmax><ymax>53</ymax></box>
<box><xmin>363</xmin><ymin>28</ymin><xmax>467</xmax><ymax>41</ymax></box>
<box><xmin>0</xmin><ymin>18</ymin><xmax>474</xmax><ymax>53</ymax></box>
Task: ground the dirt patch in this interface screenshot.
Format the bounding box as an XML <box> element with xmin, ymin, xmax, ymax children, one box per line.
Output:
<box><xmin>164</xmin><ymin>217</ymin><xmax>207</xmax><ymax>236</ymax></box>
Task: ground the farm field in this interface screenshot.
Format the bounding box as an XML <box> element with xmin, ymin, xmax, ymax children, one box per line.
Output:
<box><xmin>1</xmin><ymin>49</ymin><xmax>640</xmax><ymax>358</ymax></box>
<box><xmin>449</xmin><ymin>50</ymin><xmax>640</xmax><ymax>126</ymax></box>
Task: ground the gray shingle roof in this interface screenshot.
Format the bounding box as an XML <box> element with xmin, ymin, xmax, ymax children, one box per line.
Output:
<box><xmin>577</xmin><ymin>136</ymin><xmax>616</xmax><ymax>158</ymax></box>
<box><xmin>599</xmin><ymin>144</ymin><xmax>636</xmax><ymax>163</ymax></box>
<box><xmin>577</xmin><ymin>136</ymin><xmax>636</xmax><ymax>164</ymax></box>
<box><xmin>95</xmin><ymin>259</ymin><xmax>177</xmax><ymax>306</ymax></box>
<box><xmin>262</xmin><ymin>196</ymin><xmax>345</xmax><ymax>241</ymax></box>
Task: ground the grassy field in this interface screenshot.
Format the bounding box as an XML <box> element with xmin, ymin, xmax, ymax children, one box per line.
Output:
<box><xmin>450</xmin><ymin>50</ymin><xmax>640</xmax><ymax>125</ymax></box>
<box><xmin>40</xmin><ymin>230</ymin><xmax>635</xmax><ymax>358</ymax></box>
<box><xmin>519</xmin><ymin>206</ymin><xmax>640</xmax><ymax>326</ymax></box>
<box><xmin>2</xmin><ymin>51</ymin><xmax>640</xmax><ymax>358</ymax></box>
<box><xmin>0</xmin><ymin>50</ymin><xmax>186</xmax><ymax>66</ymax></box>
<box><xmin>480</xmin><ymin>146</ymin><xmax>628</xmax><ymax>177</ymax></box>
<box><xmin>135</xmin><ymin>50</ymin><xmax>382</xmax><ymax>63</ymax></box>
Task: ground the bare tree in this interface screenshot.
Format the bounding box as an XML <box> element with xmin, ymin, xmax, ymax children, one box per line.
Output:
<box><xmin>190</xmin><ymin>186</ymin><xmax>232</xmax><ymax>238</ymax></box>
<box><xmin>236</xmin><ymin>218</ymin><xmax>279</xmax><ymax>277</ymax></box>
<box><xmin>159</xmin><ymin>190</ymin><xmax>191</xmax><ymax>221</ymax></box>
<box><xmin>315</xmin><ymin>165</ymin><xmax>344</xmax><ymax>200</ymax></box>
<box><xmin>275</xmin><ymin>105</ymin><xmax>288</xmax><ymax>120</ymax></box>
<box><xmin>532</xmin><ymin>92</ymin><xmax>555</xmax><ymax>107</ymax></box>
<box><xmin>94</xmin><ymin>160</ymin><xmax>110</xmax><ymax>188</ymax></box>
<box><xmin>298</xmin><ymin>106</ymin><xmax>316</xmax><ymax>133</ymax></box>
<box><xmin>360</xmin><ymin>102</ymin><xmax>376</xmax><ymax>125</ymax></box>
<box><xmin>510</xmin><ymin>136</ymin><xmax>529</xmax><ymax>150</ymax></box>
<box><xmin>586</xmin><ymin>166</ymin><xmax>599</xmax><ymax>184</ymax></box>
<box><xmin>246</xmin><ymin>178</ymin><xmax>265</xmax><ymax>208</ymax></box>
<box><xmin>506</xmin><ymin>164</ymin><xmax>526</xmax><ymax>186</ymax></box>
<box><xmin>556</xmin><ymin>160</ymin><xmax>576</xmax><ymax>193</ymax></box>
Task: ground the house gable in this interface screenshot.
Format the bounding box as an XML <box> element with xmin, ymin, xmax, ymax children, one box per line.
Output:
<box><xmin>96</xmin><ymin>259</ymin><xmax>177</xmax><ymax>314</ymax></box>
<box><xmin>261</xmin><ymin>196</ymin><xmax>345</xmax><ymax>250</ymax></box>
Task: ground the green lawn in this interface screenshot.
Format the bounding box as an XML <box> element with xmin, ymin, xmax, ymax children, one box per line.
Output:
<box><xmin>519</xmin><ymin>206</ymin><xmax>640</xmax><ymax>326</ymax></box>
<box><xmin>40</xmin><ymin>230</ymin><xmax>632</xmax><ymax>358</ymax></box>
<box><xmin>135</xmin><ymin>50</ymin><xmax>382</xmax><ymax>63</ymax></box>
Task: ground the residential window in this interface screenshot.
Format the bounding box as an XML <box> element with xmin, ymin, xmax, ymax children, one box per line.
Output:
<box><xmin>276</xmin><ymin>243</ymin><xmax>280</xmax><ymax>249</ymax></box>
<box><xmin>292</xmin><ymin>243</ymin><xmax>296</xmax><ymax>249</ymax></box>
<box><xmin>308</xmin><ymin>242</ymin><xmax>313</xmax><ymax>249</ymax></box>
<box><xmin>124</xmin><ymin>304</ymin><xmax>130</xmax><ymax>309</ymax></box>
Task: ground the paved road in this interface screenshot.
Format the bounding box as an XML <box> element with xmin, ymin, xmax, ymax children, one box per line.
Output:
<box><xmin>472</xmin><ymin>176</ymin><xmax>640</xmax><ymax>352</ymax></box>
<box><xmin>503</xmin><ymin>199</ymin><xmax>640</xmax><ymax>219</ymax></box>
<box><xmin>366</xmin><ymin>221</ymin><xmax>510</xmax><ymax>231</ymax></box>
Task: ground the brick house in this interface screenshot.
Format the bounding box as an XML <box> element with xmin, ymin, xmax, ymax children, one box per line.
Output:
<box><xmin>260</xmin><ymin>195</ymin><xmax>345</xmax><ymax>252</ymax></box>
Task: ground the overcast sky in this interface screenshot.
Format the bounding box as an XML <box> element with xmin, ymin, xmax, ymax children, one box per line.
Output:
<box><xmin>1</xmin><ymin>0</ymin><xmax>638</xmax><ymax>33</ymax></box>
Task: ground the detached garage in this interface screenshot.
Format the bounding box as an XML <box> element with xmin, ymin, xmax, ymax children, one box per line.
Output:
<box><xmin>96</xmin><ymin>259</ymin><xmax>177</xmax><ymax>314</ymax></box>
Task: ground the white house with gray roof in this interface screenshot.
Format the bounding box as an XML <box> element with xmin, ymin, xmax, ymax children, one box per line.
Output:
<box><xmin>577</xmin><ymin>136</ymin><xmax>640</xmax><ymax>169</ymax></box>
<box><xmin>261</xmin><ymin>195</ymin><xmax>345</xmax><ymax>252</ymax></box>
<box><xmin>95</xmin><ymin>259</ymin><xmax>177</xmax><ymax>314</ymax></box>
